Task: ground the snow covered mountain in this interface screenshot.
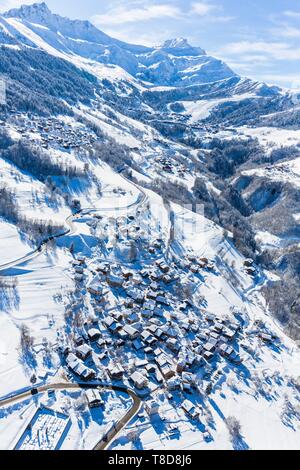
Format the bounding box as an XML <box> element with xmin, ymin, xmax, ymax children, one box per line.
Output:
<box><xmin>3</xmin><ymin>2</ymin><xmax>148</xmax><ymax>53</ymax></box>
<box><xmin>1</xmin><ymin>2</ymin><xmax>235</xmax><ymax>86</ymax></box>
<box><xmin>0</xmin><ymin>0</ymin><xmax>290</xmax><ymax>133</ymax></box>
<box><xmin>0</xmin><ymin>2</ymin><xmax>299</xmax><ymax>451</ymax></box>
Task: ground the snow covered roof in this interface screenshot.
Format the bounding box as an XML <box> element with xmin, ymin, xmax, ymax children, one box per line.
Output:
<box><xmin>123</xmin><ymin>324</ymin><xmax>139</xmax><ymax>338</ymax></box>
<box><xmin>76</xmin><ymin>343</ymin><xmax>92</xmax><ymax>356</ymax></box>
<box><xmin>130</xmin><ymin>371</ymin><xmax>147</xmax><ymax>387</ymax></box>
<box><xmin>86</xmin><ymin>275</ymin><xmax>103</xmax><ymax>293</ymax></box>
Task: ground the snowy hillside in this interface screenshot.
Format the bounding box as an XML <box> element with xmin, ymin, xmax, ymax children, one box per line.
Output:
<box><xmin>0</xmin><ymin>2</ymin><xmax>299</xmax><ymax>452</ymax></box>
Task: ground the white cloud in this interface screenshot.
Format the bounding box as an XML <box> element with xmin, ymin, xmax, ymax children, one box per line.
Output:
<box><xmin>206</xmin><ymin>14</ymin><xmax>235</xmax><ymax>23</ymax></box>
<box><xmin>92</xmin><ymin>4</ymin><xmax>182</xmax><ymax>26</ymax></box>
<box><xmin>190</xmin><ymin>2</ymin><xmax>234</xmax><ymax>22</ymax></box>
<box><xmin>191</xmin><ymin>2</ymin><xmax>217</xmax><ymax>16</ymax></box>
<box><xmin>92</xmin><ymin>1</ymin><xmax>234</xmax><ymax>28</ymax></box>
<box><xmin>273</xmin><ymin>25</ymin><xmax>300</xmax><ymax>38</ymax></box>
<box><xmin>213</xmin><ymin>28</ymin><xmax>300</xmax><ymax>88</ymax></box>
<box><xmin>217</xmin><ymin>40</ymin><xmax>300</xmax><ymax>61</ymax></box>
<box><xmin>103</xmin><ymin>26</ymin><xmax>174</xmax><ymax>46</ymax></box>
<box><xmin>283</xmin><ymin>10</ymin><xmax>300</xmax><ymax>19</ymax></box>
<box><xmin>269</xmin><ymin>9</ymin><xmax>300</xmax><ymax>39</ymax></box>
<box><xmin>213</xmin><ymin>56</ymin><xmax>300</xmax><ymax>88</ymax></box>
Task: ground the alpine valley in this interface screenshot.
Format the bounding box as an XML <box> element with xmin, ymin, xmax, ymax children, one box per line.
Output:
<box><xmin>0</xmin><ymin>2</ymin><xmax>299</xmax><ymax>451</ymax></box>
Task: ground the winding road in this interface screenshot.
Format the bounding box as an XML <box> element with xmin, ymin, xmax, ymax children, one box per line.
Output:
<box><xmin>0</xmin><ymin>171</ymin><xmax>147</xmax><ymax>274</ymax></box>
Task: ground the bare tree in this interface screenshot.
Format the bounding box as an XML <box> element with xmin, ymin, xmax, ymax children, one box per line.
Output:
<box><xmin>20</xmin><ymin>324</ymin><xmax>34</xmax><ymax>351</ymax></box>
<box><xmin>225</xmin><ymin>416</ymin><xmax>242</xmax><ymax>440</ymax></box>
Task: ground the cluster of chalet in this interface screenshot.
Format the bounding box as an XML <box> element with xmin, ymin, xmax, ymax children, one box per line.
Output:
<box><xmin>180</xmin><ymin>254</ymin><xmax>215</xmax><ymax>274</ymax></box>
<box><xmin>72</xmin><ymin>256</ymin><xmax>87</xmax><ymax>283</ymax></box>
<box><xmin>61</xmin><ymin>250</ymin><xmax>248</xmax><ymax>396</ymax></box>
<box><xmin>155</xmin><ymin>155</ymin><xmax>187</xmax><ymax>177</ymax></box>
<box><xmin>6</xmin><ymin>112</ymin><xmax>98</xmax><ymax>151</ymax></box>
<box><xmin>64</xmin><ymin>351</ymin><xmax>96</xmax><ymax>382</ymax></box>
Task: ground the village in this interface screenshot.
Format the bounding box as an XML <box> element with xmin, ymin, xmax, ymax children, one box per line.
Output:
<box><xmin>153</xmin><ymin>154</ymin><xmax>189</xmax><ymax>178</ymax></box>
<box><xmin>51</xmin><ymin>204</ymin><xmax>277</xmax><ymax>445</ymax></box>
<box><xmin>3</xmin><ymin>111</ymin><xmax>99</xmax><ymax>152</ymax></box>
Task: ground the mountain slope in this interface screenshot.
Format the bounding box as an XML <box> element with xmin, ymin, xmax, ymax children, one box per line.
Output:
<box><xmin>3</xmin><ymin>2</ymin><xmax>149</xmax><ymax>53</ymax></box>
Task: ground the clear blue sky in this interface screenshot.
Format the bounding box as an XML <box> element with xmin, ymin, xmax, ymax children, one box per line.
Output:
<box><xmin>1</xmin><ymin>0</ymin><xmax>300</xmax><ymax>88</ymax></box>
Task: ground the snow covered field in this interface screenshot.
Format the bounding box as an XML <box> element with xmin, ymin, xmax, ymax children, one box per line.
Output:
<box><xmin>0</xmin><ymin>247</ymin><xmax>73</xmax><ymax>397</ymax></box>
<box><xmin>180</xmin><ymin>93</ymin><xmax>257</xmax><ymax>123</ymax></box>
<box><xmin>238</xmin><ymin>126</ymin><xmax>300</xmax><ymax>151</ymax></box>
<box><xmin>242</xmin><ymin>156</ymin><xmax>300</xmax><ymax>189</ymax></box>
<box><xmin>0</xmin><ymin>220</ymin><xmax>31</xmax><ymax>264</ymax></box>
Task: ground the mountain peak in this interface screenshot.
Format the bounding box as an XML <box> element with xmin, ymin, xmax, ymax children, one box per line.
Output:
<box><xmin>4</xmin><ymin>2</ymin><xmax>51</xmax><ymax>19</ymax></box>
<box><xmin>158</xmin><ymin>37</ymin><xmax>206</xmax><ymax>56</ymax></box>
<box><xmin>161</xmin><ymin>38</ymin><xmax>192</xmax><ymax>49</ymax></box>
